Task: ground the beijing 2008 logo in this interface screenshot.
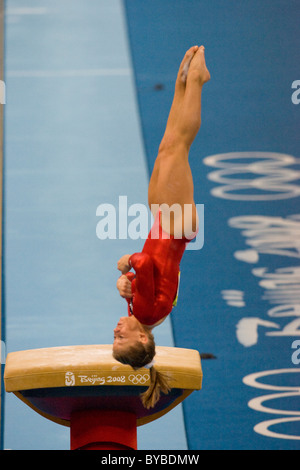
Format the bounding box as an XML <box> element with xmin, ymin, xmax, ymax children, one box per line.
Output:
<box><xmin>65</xmin><ymin>371</ymin><xmax>75</xmax><ymax>386</ymax></box>
<box><xmin>128</xmin><ymin>374</ymin><xmax>149</xmax><ymax>385</ymax></box>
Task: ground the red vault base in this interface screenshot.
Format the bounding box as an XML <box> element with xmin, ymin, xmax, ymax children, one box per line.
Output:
<box><xmin>70</xmin><ymin>409</ymin><xmax>137</xmax><ymax>450</ymax></box>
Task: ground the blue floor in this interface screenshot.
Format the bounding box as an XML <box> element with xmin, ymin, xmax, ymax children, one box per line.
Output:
<box><xmin>2</xmin><ymin>0</ymin><xmax>300</xmax><ymax>450</ymax></box>
<box><xmin>124</xmin><ymin>0</ymin><xmax>300</xmax><ymax>450</ymax></box>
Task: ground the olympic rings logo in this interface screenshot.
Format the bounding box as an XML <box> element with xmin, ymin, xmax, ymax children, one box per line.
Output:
<box><xmin>128</xmin><ymin>374</ymin><xmax>149</xmax><ymax>385</ymax></box>
<box><xmin>243</xmin><ymin>369</ymin><xmax>300</xmax><ymax>440</ymax></box>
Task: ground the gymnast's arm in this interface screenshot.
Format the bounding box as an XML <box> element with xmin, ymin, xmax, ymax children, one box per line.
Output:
<box><xmin>117</xmin><ymin>253</ymin><xmax>155</xmax><ymax>306</ymax></box>
<box><xmin>116</xmin><ymin>274</ymin><xmax>133</xmax><ymax>299</ymax></box>
<box><xmin>117</xmin><ymin>254</ymin><xmax>132</xmax><ymax>274</ymax></box>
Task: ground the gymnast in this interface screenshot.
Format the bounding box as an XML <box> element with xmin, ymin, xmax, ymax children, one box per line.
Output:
<box><xmin>113</xmin><ymin>45</ymin><xmax>210</xmax><ymax>408</ymax></box>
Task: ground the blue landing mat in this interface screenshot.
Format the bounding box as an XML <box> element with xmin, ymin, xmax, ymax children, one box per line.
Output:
<box><xmin>124</xmin><ymin>0</ymin><xmax>300</xmax><ymax>450</ymax></box>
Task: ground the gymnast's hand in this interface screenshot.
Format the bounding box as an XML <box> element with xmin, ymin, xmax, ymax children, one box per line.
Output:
<box><xmin>117</xmin><ymin>254</ymin><xmax>131</xmax><ymax>274</ymax></box>
<box><xmin>116</xmin><ymin>275</ymin><xmax>133</xmax><ymax>299</ymax></box>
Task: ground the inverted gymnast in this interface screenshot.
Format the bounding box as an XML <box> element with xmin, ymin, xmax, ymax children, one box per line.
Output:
<box><xmin>113</xmin><ymin>45</ymin><xmax>210</xmax><ymax>408</ymax></box>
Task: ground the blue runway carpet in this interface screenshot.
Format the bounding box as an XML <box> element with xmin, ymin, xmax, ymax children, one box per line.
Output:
<box><xmin>124</xmin><ymin>0</ymin><xmax>300</xmax><ymax>450</ymax></box>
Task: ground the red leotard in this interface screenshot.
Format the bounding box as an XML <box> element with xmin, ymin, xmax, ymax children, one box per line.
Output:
<box><xmin>124</xmin><ymin>211</ymin><xmax>195</xmax><ymax>326</ymax></box>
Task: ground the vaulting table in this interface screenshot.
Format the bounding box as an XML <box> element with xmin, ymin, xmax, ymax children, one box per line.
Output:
<box><xmin>4</xmin><ymin>344</ymin><xmax>202</xmax><ymax>450</ymax></box>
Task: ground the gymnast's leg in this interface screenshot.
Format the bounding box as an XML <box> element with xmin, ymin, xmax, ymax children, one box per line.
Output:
<box><xmin>148</xmin><ymin>45</ymin><xmax>210</xmax><ymax>238</ymax></box>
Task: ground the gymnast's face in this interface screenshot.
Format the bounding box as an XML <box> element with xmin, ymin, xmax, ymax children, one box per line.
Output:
<box><xmin>113</xmin><ymin>316</ymin><xmax>148</xmax><ymax>354</ymax></box>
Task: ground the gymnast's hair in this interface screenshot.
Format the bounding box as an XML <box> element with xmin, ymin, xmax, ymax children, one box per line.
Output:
<box><xmin>113</xmin><ymin>330</ymin><xmax>171</xmax><ymax>409</ymax></box>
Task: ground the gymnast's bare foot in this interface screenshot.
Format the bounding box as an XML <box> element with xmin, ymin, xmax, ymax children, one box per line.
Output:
<box><xmin>188</xmin><ymin>45</ymin><xmax>211</xmax><ymax>85</ymax></box>
<box><xmin>179</xmin><ymin>45</ymin><xmax>199</xmax><ymax>84</ymax></box>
